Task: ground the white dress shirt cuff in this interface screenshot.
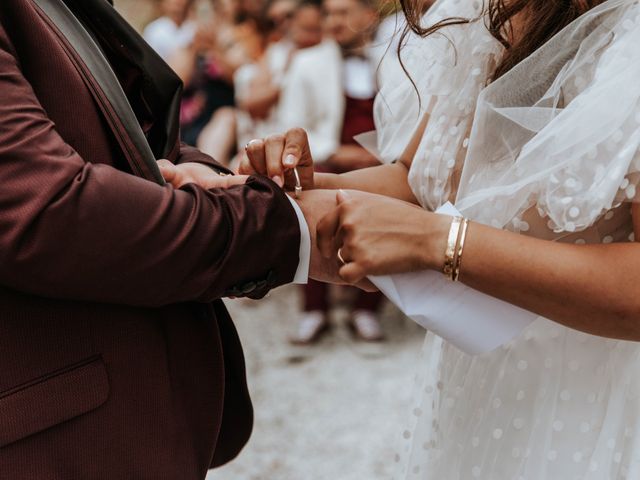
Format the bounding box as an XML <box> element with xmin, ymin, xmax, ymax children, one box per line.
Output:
<box><xmin>286</xmin><ymin>196</ymin><xmax>310</xmax><ymax>284</ymax></box>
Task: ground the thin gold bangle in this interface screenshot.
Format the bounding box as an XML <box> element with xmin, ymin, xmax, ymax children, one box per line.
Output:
<box><xmin>453</xmin><ymin>218</ymin><xmax>470</xmax><ymax>282</ymax></box>
<box><xmin>443</xmin><ymin>216</ymin><xmax>463</xmax><ymax>280</ymax></box>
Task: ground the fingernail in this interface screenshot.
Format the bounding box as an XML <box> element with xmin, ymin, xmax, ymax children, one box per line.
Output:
<box><xmin>272</xmin><ymin>175</ymin><xmax>284</xmax><ymax>187</ymax></box>
<box><xmin>246</xmin><ymin>139</ymin><xmax>260</xmax><ymax>150</ymax></box>
<box><xmin>284</xmin><ymin>154</ymin><xmax>296</xmax><ymax>166</ymax></box>
<box><xmin>338</xmin><ymin>189</ymin><xmax>351</xmax><ymax>199</ymax></box>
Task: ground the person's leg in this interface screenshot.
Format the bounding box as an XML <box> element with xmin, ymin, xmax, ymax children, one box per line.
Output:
<box><xmin>354</xmin><ymin>290</ymin><xmax>384</xmax><ymax>312</ymax></box>
<box><xmin>196</xmin><ymin>107</ymin><xmax>237</xmax><ymax>165</ymax></box>
<box><xmin>290</xmin><ymin>280</ymin><xmax>330</xmax><ymax>344</ymax></box>
<box><xmin>350</xmin><ymin>290</ymin><xmax>385</xmax><ymax>341</ymax></box>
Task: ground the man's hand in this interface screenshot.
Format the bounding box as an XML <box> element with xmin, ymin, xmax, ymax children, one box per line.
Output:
<box><xmin>295</xmin><ymin>189</ymin><xmax>377</xmax><ymax>291</ymax></box>
<box><xmin>238</xmin><ymin>128</ymin><xmax>315</xmax><ymax>191</ymax></box>
<box><xmin>158</xmin><ymin>160</ymin><xmax>249</xmax><ymax>190</ymax></box>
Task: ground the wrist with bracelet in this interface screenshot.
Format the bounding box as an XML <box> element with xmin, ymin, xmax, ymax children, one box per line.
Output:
<box><xmin>442</xmin><ymin>216</ymin><xmax>470</xmax><ymax>282</ymax></box>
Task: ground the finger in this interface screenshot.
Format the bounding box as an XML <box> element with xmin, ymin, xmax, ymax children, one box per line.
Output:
<box><xmin>237</xmin><ymin>151</ymin><xmax>257</xmax><ymax>175</ymax></box>
<box><xmin>339</xmin><ymin>262</ymin><xmax>367</xmax><ymax>284</ymax></box>
<box><xmin>246</xmin><ymin>139</ymin><xmax>267</xmax><ymax>176</ymax></box>
<box><xmin>157</xmin><ymin>159</ymin><xmax>182</xmax><ymax>188</ymax></box>
<box><xmin>354</xmin><ymin>278</ymin><xmax>378</xmax><ymax>292</ymax></box>
<box><xmin>222</xmin><ymin>174</ymin><xmax>250</xmax><ymax>188</ymax></box>
<box><xmin>157</xmin><ymin>159</ymin><xmax>177</xmax><ymax>184</ymax></box>
<box><xmin>316</xmin><ymin>206</ymin><xmax>342</xmax><ymax>259</ymax></box>
<box><xmin>202</xmin><ymin>174</ymin><xmax>250</xmax><ymax>190</ymax></box>
<box><xmin>264</xmin><ymin>134</ymin><xmax>285</xmax><ymax>186</ymax></box>
<box><xmin>282</xmin><ymin>127</ymin><xmax>309</xmax><ymax>168</ymax></box>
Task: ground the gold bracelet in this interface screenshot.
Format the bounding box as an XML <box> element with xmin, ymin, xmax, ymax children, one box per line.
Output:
<box><xmin>452</xmin><ymin>218</ymin><xmax>470</xmax><ymax>282</ymax></box>
<box><xmin>443</xmin><ymin>216</ymin><xmax>463</xmax><ymax>280</ymax></box>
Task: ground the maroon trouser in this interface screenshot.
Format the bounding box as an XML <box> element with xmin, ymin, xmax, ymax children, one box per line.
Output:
<box><xmin>303</xmin><ymin>279</ymin><xmax>383</xmax><ymax>313</ymax></box>
<box><xmin>303</xmin><ymin>93</ymin><xmax>383</xmax><ymax>313</ymax></box>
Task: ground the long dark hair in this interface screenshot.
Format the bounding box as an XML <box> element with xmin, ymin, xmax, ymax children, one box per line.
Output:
<box><xmin>398</xmin><ymin>0</ymin><xmax>604</xmax><ymax>80</ymax></box>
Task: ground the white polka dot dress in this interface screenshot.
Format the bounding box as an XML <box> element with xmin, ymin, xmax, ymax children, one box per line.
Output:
<box><xmin>380</xmin><ymin>0</ymin><xmax>640</xmax><ymax>478</ymax></box>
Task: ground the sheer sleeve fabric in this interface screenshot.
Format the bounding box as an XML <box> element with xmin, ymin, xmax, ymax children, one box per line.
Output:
<box><xmin>456</xmin><ymin>0</ymin><xmax>640</xmax><ymax>234</ymax></box>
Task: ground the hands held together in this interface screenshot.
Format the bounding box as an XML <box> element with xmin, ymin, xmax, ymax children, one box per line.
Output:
<box><xmin>159</xmin><ymin>128</ymin><xmax>449</xmax><ymax>289</ymax></box>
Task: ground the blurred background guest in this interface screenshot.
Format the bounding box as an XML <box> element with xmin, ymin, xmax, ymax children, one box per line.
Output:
<box><xmin>143</xmin><ymin>0</ymin><xmax>198</xmax><ymax>61</ymax></box>
<box><xmin>279</xmin><ymin>0</ymin><xmax>385</xmax><ymax>344</ymax></box>
<box><xmin>232</xmin><ymin>0</ymin><xmax>324</xmax><ymax>169</ymax></box>
<box><xmin>159</xmin><ymin>0</ymin><xmax>265</xmax><ymax>154</ymax></box>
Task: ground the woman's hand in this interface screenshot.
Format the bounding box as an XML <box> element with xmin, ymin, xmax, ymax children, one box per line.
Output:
<box><xmin>238</xmin><ymin>128</ymin><xmax>315</xmax><ymax>191</ymax></box>
<box><xmin>158</xmin><ymin>160</ymin><xmax>248</xmax><ymax>190</ymax></box>
<box><xmin>316</xmin><ymin>190</ymin><xmax>451</xmax><ymax>284</ymax></box>
<box><xmin>295</xmin><ymin>189</ymin><xmax>377</xmax><ymax>291</ymax></box>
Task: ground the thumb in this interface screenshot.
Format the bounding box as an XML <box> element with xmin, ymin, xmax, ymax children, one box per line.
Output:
<box><xmin>157</xmin><ymin>159</ymin><xmax>178</xmax><ymax>184</ymax></box>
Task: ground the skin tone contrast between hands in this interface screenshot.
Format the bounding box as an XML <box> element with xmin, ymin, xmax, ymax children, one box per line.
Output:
<box><xmin>160</xmin><ymin>122</ymin><xmax>640</xmax><ymax>342</ymax></box>
<box><xmin>157</xmin><ymin>155</ymin><xmax>374</xmax><ymax>291</ymax></box>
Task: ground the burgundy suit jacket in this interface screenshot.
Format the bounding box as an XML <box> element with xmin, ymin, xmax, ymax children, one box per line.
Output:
<box><xmin>0</xmin><ymin>0</ymin><xmax>301</xmax><ymax>478</ymax></box>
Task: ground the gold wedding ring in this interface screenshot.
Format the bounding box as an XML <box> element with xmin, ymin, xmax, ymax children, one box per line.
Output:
<box><xmin>337</xmin><ymin>248</ymin><xmax>346</xmax><ymax>265</ymax></box>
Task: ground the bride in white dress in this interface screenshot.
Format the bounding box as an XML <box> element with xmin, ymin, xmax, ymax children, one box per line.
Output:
<box><xmin>239</xmin><ymin>0</ymin><xmax>640</xmax><ymax>477</ymax></box>
<box><xmin>372</xmin><ymin>1</ymin><xmax>640</xmax><ymax>478</ymax></box>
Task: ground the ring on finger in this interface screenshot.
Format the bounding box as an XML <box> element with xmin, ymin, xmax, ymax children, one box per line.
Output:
<box><xmin>245</xmin><ymin>139</ymin><xmax>260</xmax><ymax>151</ymax></box>
<box><xmin>337</xmin><ymin>248</ymin><xmax>347</xmax><ymax>265</ymax></box>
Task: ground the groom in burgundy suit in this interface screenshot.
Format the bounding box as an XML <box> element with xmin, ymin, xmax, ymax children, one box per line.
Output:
<box><xmin>0</xmin><ymin>0</ymin><xmax>333</xmax><ymax>478</ymax></box>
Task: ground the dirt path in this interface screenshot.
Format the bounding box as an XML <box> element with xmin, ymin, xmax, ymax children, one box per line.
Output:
<box><xmin>207</xmin><ymin>286</ymin><xmax>424</xmax><ymax>480</ymax></box>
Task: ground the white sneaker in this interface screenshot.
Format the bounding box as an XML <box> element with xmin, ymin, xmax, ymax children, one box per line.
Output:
<box><xmin>350</xmin><ymin>310</ymin><xmax>384</xmax><ymax>342</ymax></box>
<box><xmin>289</xmin><ymin>311</ymin><xmax>329</xmax><ymax>345</ymax></box>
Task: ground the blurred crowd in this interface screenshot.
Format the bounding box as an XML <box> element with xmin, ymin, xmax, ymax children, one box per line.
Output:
<box><xmin>144</xmin><ymin>0</ymin><xmax>403</xmax><ymax>344</ymax></box>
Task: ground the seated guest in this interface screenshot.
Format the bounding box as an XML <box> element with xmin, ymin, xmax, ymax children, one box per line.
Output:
<box><xmin>279</xmin><ymin>0</ymin><xmax>386</xmax><ymax>343</ymax></box>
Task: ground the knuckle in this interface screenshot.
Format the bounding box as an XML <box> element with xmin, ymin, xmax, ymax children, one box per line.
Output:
<box><xmin>290</xmin><ymin>127</ymin><xmax>307</xmax><ymax>139</ymax></box>
<box><xmin>339</xmin><ymin>202</ymin><xmax>351</xmax><ymax>215</ymax></box>
<box><xmin>360</xmin><ymin>256</ymin><xmax>373</xmax><ymax>271</ymax></box>
<box><xmin>265</xmin><ymin>133</ymin><xmax>285</xmax><ymax>145</ymax></box>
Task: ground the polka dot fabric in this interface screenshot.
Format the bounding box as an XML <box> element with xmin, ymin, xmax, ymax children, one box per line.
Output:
<box><xmin>382</xmin><ymin>0</ymin><xmax>640</xmax><ymax>478</ymax></box>
<box><xmin>394</xmin><ymin>323</ymin><xmax>640</xmax><ymax>480</ymax></box>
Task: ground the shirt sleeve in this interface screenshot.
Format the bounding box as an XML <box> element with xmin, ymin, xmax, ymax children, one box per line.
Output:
<box><xmin>286</xmin><ymin>196</ymin><xmax>311</xmax><ymax>284</ymax></box>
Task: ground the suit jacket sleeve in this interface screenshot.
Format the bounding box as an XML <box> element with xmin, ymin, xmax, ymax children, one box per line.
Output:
<box><xmin>0</xmin><ymin>25</ymin><xmax>300</xmax><ymax>307</ymax></box>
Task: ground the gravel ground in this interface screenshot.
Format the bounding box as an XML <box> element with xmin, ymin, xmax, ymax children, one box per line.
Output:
<box><xmin>206</xmin><ymin>286</ymin><xmax>424</xmax><ymax>480</ymax></box>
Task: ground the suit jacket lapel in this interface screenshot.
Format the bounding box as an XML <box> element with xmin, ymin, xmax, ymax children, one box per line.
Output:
<box><xmin>31</xmin><ymin>0</ymin><xmax>166</xmax><ymax>184</ymax></box>
<box><xmin>63</xmin><ymin>0</ymin><xmax>184</xmax><ymax>162</ymax></box>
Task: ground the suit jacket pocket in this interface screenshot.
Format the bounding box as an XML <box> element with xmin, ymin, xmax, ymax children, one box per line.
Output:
<box><xmin>0</xmin><ymin>355</ymin><xmax>109</xmax><ymax>448</ymax></box>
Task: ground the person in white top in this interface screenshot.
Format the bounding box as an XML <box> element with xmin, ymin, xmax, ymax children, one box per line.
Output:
<box><xmin>143</xmin><ymin>0</ymin><xmax>197</xmax><ymax>62</ymax></box>
<box><xmin>241</xmin><ymin>0</ymin><xmax>640</xmax><ymax>477</ymax></box>
<box><xmin>234</xmin><ymin>0</ymin><xmax>323</xmax><ymax>163</ymax></box>
<box><xmin>279</xmin><ymin>0</ymin><xmax>386</xmax><ymax>344</ymax></box>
